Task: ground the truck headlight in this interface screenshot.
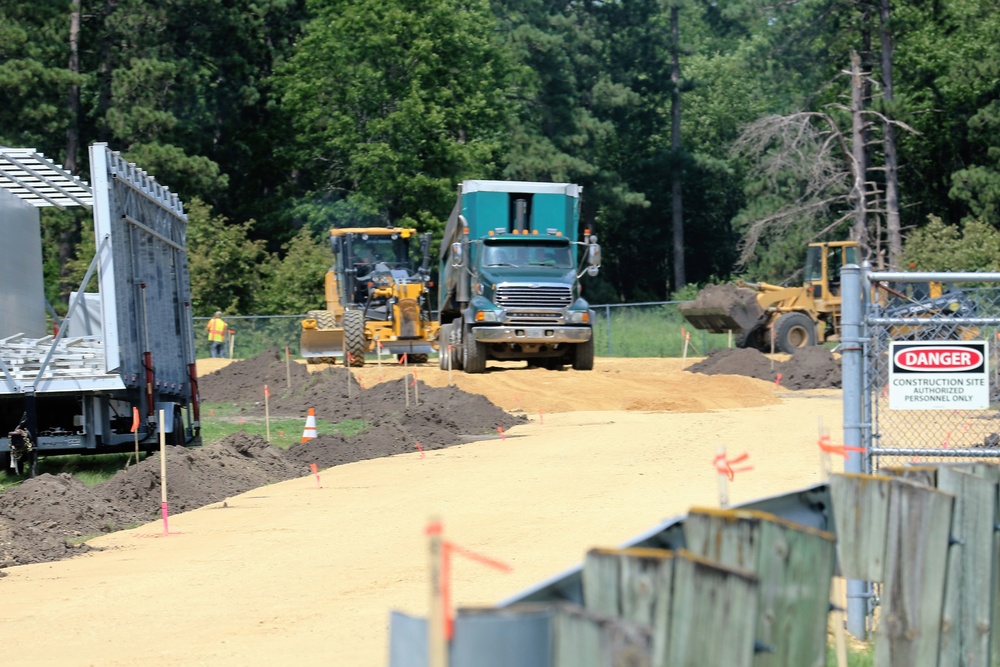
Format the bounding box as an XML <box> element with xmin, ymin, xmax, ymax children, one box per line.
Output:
<box><xmin>567</xmin><ymin>310</ymin><xmax>590</xmax><ymax>324</ymax></box>
<box><xmin>476</xmin><ymin>310</ymin><xmax>502</xmax><ymax>322</ymax></box>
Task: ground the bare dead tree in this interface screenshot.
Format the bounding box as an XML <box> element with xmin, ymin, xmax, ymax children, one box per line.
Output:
<box><xmin>731</xmin><ymin>112</ymin><xmax>855</xmax><ymax>266</ymax></box>
<box><xmin>732</xmin><ymin>56</ymin><xmax>917</xmax><ymax>269</ymax></box>
<box><xmin>880</xmin><ymin>0</ymin><xmax>902</xmax><ymax>268</ymax></box>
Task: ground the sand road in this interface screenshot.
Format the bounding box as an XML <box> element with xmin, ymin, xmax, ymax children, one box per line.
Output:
<box><xmin>0</xmin><ymin>359</ymin><xmax>843</xmax><ymax>666</ymax></box>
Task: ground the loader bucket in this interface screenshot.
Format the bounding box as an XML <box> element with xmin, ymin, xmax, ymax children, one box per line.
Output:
<box><xmin>678</xmin><ymin>284</ymin><xmax>764</xmax><ymax>334</ymax></box>
<box><xmin>300</xmin><ymin>328</ymin><xmax>345</xmax><ymax>361</ymax></box>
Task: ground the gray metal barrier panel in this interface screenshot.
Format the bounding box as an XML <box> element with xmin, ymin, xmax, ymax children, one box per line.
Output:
<box><xmin>388</xmin><ymin>608</ymin><xmax>552</xmax><ymax>667</ymax></box>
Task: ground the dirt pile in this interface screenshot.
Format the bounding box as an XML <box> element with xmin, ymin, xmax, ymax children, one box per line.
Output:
<box><xmin>0</xmin><ymin>351</ymin><xmax>524</xmax><ymax>570</ymax></box>
<box><xmin>688</xmin><ymin>346</ymin><xmax>841</xmax><ymax>390</ymax></box>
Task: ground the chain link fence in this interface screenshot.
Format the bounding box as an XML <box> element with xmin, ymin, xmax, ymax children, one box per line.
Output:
<box><xmin>194</xmin><ymin>303</ymin><xmax>736</xmax><ymax>360</ymax></box>
<box><xmin>862</xmin><ymin>273</ymin><xmax>1000</xmax><ymax>471</ymax></box>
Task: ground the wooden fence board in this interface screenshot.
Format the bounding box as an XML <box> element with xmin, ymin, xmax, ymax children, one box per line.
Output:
<box><xmin>936</xmin><ymin>467</ymin><xmax>996</xmax><ymax>667</ymax></box>
<box><xmin>684</xmin><ymin>508</ymin><xmax>835</xmax><ymax>667</ymax></box>
<box><xmin>967</xmin><ymin>463</ymin><xmax>1000</xmax><ymax>667</ymax></box>
<box><xmin>666</xmin><ymin>548</ymin><xmax>758</xmax><ymax>667</ymax></box>
<box><xmin>874</xmin><ymin>478</ymin><xmax>955</xmax><ymax>667</ymax></box>
<box><xmin>830</xmin><ymin>473</ymin><xmax>894</xmax><ymax>581</ymax></box>
<box><xmin>582</xmin><ymin>548</ymin><xmax>675</xmax><ymax>667</ymax></box>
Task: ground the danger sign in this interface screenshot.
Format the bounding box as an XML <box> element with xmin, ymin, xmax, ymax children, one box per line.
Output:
<box><xmin>888</xmin><ymin>341</ymin><xmax>989</xmax><ymax>410</ymax></box>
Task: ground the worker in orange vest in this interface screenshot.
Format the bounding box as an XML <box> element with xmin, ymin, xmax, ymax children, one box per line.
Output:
<box><xmin>206</xmin><ymin>311</ymin><xmax>227</xmax><ymax>358</ymax></box>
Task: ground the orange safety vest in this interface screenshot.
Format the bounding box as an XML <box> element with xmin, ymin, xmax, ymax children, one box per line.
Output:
<box><xmin>207</xmin><ymin>317</ymin><xmax>227</xmax><ymax>342</ymax></box>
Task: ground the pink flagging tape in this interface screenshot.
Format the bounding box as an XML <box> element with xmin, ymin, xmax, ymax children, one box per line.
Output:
<box><xmin>713</xmin><ymin>451</ymin><xmax>754</xmax><ymax>481</ymax></box>
<box><xmin>161</xmin><ymin>501</ymin><xmax>170</xmax><ymax>535</ymax></box>
<box><xmin>775</xmin><ymin>373</ymin><xmax>783</xmax><ymax>387</ymax></box>
<box><xmin>416</xmin><ymin>442</ymin><xmax>425</xmax><ymax>459</ymax></box>
<box><xmin>538</xmin><ymin>408</ymin><xmax>543</xmax><ymax>425</ymax></box>
<box><xmin>309</xmin><ymin>462</ymin><xmax>321</xmax><ymax>488</ymax></box>
<box><xmin>497</xmin><ymin>426</ymin><xmax>506</xmax><ymax>440</ymax></box>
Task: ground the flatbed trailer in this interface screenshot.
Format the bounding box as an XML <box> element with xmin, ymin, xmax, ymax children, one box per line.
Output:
<box><xmin>0</xmin><ymin>144</ymin><xmax>200</xmax><ymax>475</ymax></box>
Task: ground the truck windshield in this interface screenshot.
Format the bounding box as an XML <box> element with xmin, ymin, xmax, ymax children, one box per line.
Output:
<box><xmin>483</xmin><ymin>242</ymin><xmax>573</xmax><ymax>269</ymax></box>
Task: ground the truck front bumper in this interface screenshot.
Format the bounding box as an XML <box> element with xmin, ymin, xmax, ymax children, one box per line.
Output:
<box><xmin>472</xmin><ymin>326</ymin><xmax>591</xmax><ymax>344</ymax></box>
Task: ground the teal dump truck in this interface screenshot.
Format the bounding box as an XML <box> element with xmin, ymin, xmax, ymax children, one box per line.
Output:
<box><xmin>438</xmin><ymin>180</ymin><xmax>602</xmax><ymax>373</ymax></box>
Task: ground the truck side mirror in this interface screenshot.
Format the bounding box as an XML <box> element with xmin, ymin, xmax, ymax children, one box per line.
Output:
<box><xmin>451</xmin><ymin>242</ymin><xmax>464</xmax><ymax>268</ymax></box>
<box><xmin>587</xmin><ymin>243</ymin><xmax>601</xmax><ymax>268</ymax></box>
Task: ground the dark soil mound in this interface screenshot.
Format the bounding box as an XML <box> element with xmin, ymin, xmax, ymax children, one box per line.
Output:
<box><xmin>780</xmin><ymin>346</ymin><xmax>842</xmax><ymax>390</ymax></box>
<box><xmin>688</xmin><ymin>346</ymin><xmax>841</xmax><ymax>390</ymax></box>
<box><xmin>1</xmin><ymin>350</ymin><xmax>524</xmax><ymax>570</ymax></box>
<box><xmin>687</xmin><ymin>348</ymin><xmax>778</xmax><ymax>382</ymax></box>
<box><xmin>198</xmin><ymin>347</ymin><xmax>312</xmax><ymax>404</ymax></box>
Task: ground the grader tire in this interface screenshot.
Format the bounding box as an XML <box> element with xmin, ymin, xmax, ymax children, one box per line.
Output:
<box><xmin>343</xmin><ymin>310</ymin><xmax>367</xmax><ymax>367</ymax></box>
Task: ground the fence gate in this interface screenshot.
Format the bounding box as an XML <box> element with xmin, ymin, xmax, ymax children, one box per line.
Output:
<box><xmin>859</xmin><ymin>270</ymin><xmax>1000</xmax><ymax>471</ymax></box>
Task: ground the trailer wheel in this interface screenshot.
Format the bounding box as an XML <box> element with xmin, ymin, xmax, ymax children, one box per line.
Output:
<box><xmin>343</xmin><ymin>310</ymin><xmax>367</xmax><ymax>367</ymax></box>
<box><xmin>438</xmin><ymin>323</ymin><xmax>452</xmax><ymax>370</ymax></box>
<box><xmin>462</xmin><ymin>322</ymin><xmax>487</xmax><ymax>374</ymax></box>
<box><xmin>170</xmin><ymin>407</ymin><xmax>185</xmax><ymax>447</ymax></box>
<box><xmin>572</xmin><ymin>336</ymin><xmax>595</xmax><ymax>371</ymax></box>
<box><xmin>774</xmin><ymin>312</ymin><xmax>817</xmax><ymax>354</ymax></box>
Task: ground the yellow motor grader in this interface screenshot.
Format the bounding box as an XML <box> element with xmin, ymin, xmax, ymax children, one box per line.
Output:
<box><xmin>300</xmin><ymin>227</ymin><xmax>439</xmax><ymax>366</ymax></box>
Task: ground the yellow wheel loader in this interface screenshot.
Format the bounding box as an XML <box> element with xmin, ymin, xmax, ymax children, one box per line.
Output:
<box><xmin>680</xmin><ymin>241</ymin><xmax>977</xmax><ymax>353</ymax></box>
<box><xmin>300</xmin><ymin>227</ymin><xmax>439</xmax><ymax>366</ymax></box>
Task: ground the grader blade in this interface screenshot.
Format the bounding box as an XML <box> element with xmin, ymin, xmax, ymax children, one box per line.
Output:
<box><xmin>679</xmin><ymin>284</ymin><xmax>764</xmax><ymax>334</ymax></box>
<box><xmin>300</xmin><ymin>328</ymin><xmax>345</xmax><ymax>361</ymax></box>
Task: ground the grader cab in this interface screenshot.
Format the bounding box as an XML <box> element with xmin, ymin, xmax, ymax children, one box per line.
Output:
<box><xmin>300</xmin><ymin>227</ymin><xmax>439</xmax><ymax>366</ymax></box>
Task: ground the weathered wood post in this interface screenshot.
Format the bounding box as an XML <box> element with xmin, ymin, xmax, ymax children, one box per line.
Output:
<box><xmin>830</xmin><ymin>473</ymin><xmax>894</xmax><ymax>582</ymax></box>
<box><xmin>935</xmin><ymin>467</ymin><xmax>997</xmax><ymax>667</ymax></box>
<box><xmin>683</xmin><ymin>507</ymin><xmax>836</xmax><ymax>667</ymax></box>
<box><xmin>874</xmin><ymin>477</ymin><xmax>955</xmax><ymax>667</ymax></box>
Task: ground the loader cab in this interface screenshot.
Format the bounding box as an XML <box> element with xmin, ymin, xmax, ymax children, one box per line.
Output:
<box><xmin>804</xmin><ymin>241</ymin><xmax>859</xmax><ymax>304</ymax></box>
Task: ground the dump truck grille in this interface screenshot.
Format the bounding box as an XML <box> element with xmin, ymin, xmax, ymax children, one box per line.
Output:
<box><xmin>495</xmin><ymin>284</ymin><xmax>572</xmax><ymax>309</ymax></box>
<box><xmin>506</xmin><ymin>312</ymin><xmax>564</xmax><ymax>325</ymax></box>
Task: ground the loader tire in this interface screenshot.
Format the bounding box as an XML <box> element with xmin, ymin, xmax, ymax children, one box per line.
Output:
<box><xmin>343</xmin><ymin>310</ymin><xmax>367</xmax><ymax>367</ymax></box>
<box><xmin>307</xmin><ymin>310</ymin><xmax>337</xmax><ymax>330</ymax></box>
<box><xmin>410</xmin><ymin>354</ymin><xmax>429</xmax><ymax>364</ymax></box>
<box><xmin>438</xmin><ymin>323</ymin><xmax>452</xmax><ymax>370</ymax></box>
<box><xmin>572</xmin><ymin>335</ymin><xmax>595</xmax><ymax>371</ymax></box>
<box><xmin>462</xmin><ymin>322</ymin><xmax>487</xmax><ymax>374</ymax></box>
<box><xmin>774</xmin><ymin>312</ymin><xmax>816</xmax><ymax>354</ymax></box>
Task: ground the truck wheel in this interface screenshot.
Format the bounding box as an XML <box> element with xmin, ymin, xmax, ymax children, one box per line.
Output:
<box><xmin>438</xmin><ymin>323</ymin><xmax>452</xmax><ymax>370</ymax></box>
<box><xmin>774</xmin><ymin>312</ymin><xmax>816</xmax><ymax>354</ymax></box>
<box><xmin>572</xmin><ymin>336</ymin><xmax>595</xmax><ymax>371</ymax></box>
<box><xmin>463</xmin><ymin>323</ymin><xmax>487</xmax><ymax>374</ymax></box>
<box><xmin>344</xmin><ymin>310</ymin><xmax>367</xmax><ymax>367</ymax></box>
<box><xmin>450</xmin><ymin>324</ymin><xmax>464</xmax><ymax>371</ymax></box>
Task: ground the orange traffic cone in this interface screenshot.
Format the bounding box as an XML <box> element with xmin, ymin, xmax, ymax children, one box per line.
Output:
<box><xmin>301</xmin><ymin>408</ymin><xmax>318</xmax><ymax>443</ymax></box>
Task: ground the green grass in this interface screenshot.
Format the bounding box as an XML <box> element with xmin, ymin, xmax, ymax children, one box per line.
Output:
<box><xmin>199</xmin><ymin>401</ymin><xmax>367</xmax><ymax>450</ymax></box>
<box><xmin>827</xmin><ymin>641</ymin><xmax>874</xmax><ymax>666</ymax></box>
<box><xmin>591</xmin><ymin>304</ymin><xmax>734</xmax><ymax>357</ymax></box>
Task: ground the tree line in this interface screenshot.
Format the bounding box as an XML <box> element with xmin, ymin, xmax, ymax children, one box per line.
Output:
<box><xmin>2</xmin><ymin>0</ymin><xmax>998</xmax><ymax>316</ymax></box>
